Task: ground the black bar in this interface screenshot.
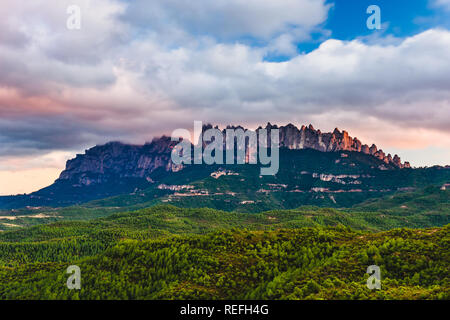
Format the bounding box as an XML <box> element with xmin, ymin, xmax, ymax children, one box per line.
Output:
<box><xmin>0</xmin><ymin>300</ymin><xmax>447</xmax><ymax>319</ymax></box>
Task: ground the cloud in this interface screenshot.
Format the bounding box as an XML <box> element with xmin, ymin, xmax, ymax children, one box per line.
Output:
<box><xmin>432</xmin><ymin>0</ymin><xmax>450</xmax><ymax>10</ymax></box>
<box><xmin>120</xmin><ymin>29</ymin><xmax>450</xmax><ymax>134</ymax></box>
<box><xmin>1</xmin><ymin>0</ymin><xmax>450</xmax><ymax>186</ymax></box>
<box><xmin>119</xmin><ymin>0</ymin><xmax>331</xmax><ymax>40</ymax></box>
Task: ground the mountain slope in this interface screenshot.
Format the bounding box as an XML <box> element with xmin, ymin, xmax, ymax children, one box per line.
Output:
<box><xmin>1</xmin><ymin>192</ymin><xmax>448</xmax><ymax>254</ymax></box>
<box><xmin>1</xmin><ymin>186</ymin><xmax>448</xmax><ymax>232</ymax></box>
<box><xmin>86</xmin><ymin>149</ymin><xmax>450</xmax><ymax>212</ymax></box>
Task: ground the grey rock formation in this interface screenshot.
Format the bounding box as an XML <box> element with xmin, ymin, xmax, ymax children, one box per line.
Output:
<box><xmin>202</xmin><ymin>123</ymin><xmax>410</xmax><ymax>169</ymax></box>
<box><xmin>58</xmin><ymin>136</ymin><xmax>182</xmax><ymax>186</ymax></box>
<box><xmin>58</xmin><ymin>123</ymin><xmax>411</xmax><ymax>186</ymax></box>
<box><xmin>272</xmin><ymin>123</ymin><xmax>410</xmax><ymax>168</ymax></box>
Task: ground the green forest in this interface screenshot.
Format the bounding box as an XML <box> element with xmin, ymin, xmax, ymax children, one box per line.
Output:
<box><xmin>0</xmin><ymin>201</ymin><xmax>448</xmax><ymax>300</ymax></box>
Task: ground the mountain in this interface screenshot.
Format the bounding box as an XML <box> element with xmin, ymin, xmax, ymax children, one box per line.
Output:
<box><xmin>0</xmin><ymin>124</ymin><xmax>447</xmax><ymax>210</ymax></box>
<box><xmin>0</xmin><ymin>137</ymin><xmax>181</xmax><ymax>208</ymax></box>
<box><xmin>52</xmin><ymin>123</ymin><xmax>413</xmax><ymax>187</ymax></box>
<box><xmin>263</xmin><ymin>123</ymin><xmax>409</xmax><ymax>168</ymax></box>
<box><xmin>58</xmin><ymin>136</ymin><xmax>184</xmax><ymax>185</ymax></box>
<box><xmin>191</xmin><ymin>123</ymin><xmax>410</xmax><ymax>168</ymax></box>
<box><xmin>115</xmin><ymin>149</ymin><xmax>447</xmax><ymax>213</ymax></box>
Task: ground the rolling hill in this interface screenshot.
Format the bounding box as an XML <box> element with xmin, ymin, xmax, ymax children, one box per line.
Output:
<box><xmin>1</xmin><ymin>224</ymin><xmax>448</xmax><ymax>300</ymax></box>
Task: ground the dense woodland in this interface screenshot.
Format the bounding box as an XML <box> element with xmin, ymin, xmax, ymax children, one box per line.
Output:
<box><xmin>0</xmin><ymin>203</ymin><xmax>448</xmax><ymax>300</ymax></box>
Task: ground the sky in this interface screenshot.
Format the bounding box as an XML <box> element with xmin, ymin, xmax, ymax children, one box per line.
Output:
<box><xmin>1</xmin><ymin>0</ymin><xmax>450</xmax><ymax>195</ymax></box>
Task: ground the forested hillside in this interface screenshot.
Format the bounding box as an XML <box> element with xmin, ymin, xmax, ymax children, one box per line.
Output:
<box><xmin>0</xmin><ymin>226</ymin><xmax>448</xmax><ymax>300</ymax></box>
<box><xmin>1</xmin><ymin>185</ymin><xmax>448</xmax><ymax>232</ymax></box>
<box><xmin>0</xmin><ymin>186</ymin><xmax>448</xmax><ymax>300</ymax></box>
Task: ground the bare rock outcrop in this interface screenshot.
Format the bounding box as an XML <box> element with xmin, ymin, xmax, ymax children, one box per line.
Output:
<box><xmin>58</xmin><ymin>123</ymin><xmax>411</xmax><ymax>187</ymax></box>
<box><xmin>219</xmin><ymin>123</ymin><xmax>410</xmax><ymax>168</ymax></box>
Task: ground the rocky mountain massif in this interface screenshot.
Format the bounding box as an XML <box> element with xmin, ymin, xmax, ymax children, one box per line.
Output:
<box><xmin>59</xmin><ymin>123</ymin><xmax>410</xmax><ymax>187</ymax></box>
<box><xmin>1</xmin><ymin>123</ymin><xmax>443</xmax><ymax>210</ymax></box>
<box><xmin>275</xmin><ymin>124</ymin><xmax>410</xmax><ymax>168</ymax></box>
<box><xmin>58</xmin><ymin>136</ymin><xmax>183</xmax><ymax>187</ymax></box>
<box><xmin>214</xmin><ymin>123</ymin><xmax>410</xmax><ymax>168</ymax></box>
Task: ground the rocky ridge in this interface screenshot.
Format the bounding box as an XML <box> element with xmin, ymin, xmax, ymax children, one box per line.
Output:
<box><xmin>57</xmin><ymin>123</ymin><xmax>410</xmax><ymax>187</ymax></box>
<box><xmin>272</xmin><ymin>123</ymin><xmax>410</xmax><ymax>168</ymax></box>
<box><xmin>57</xmin><ymin>136</ymin><xmax>183</xmax><ymax>186</ymax></box>
<box><xmin>204</xmin><ymin>123</ymin><xmax>410</xmax><ymax>169</ymax></box>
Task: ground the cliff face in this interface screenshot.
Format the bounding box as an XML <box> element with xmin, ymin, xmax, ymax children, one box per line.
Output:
<box><xmin>205</xmin><ymin>123</ymin><xmax>410</xmax><ymax>169</ymax></box>
<box><xmin>269</xmin><ymin>123</ymin><xmax>410</xmax><ymax>168</ymax></box>
<box><xmin>58</xmin><ymin>123</ymin><xmax>410</xmax><ymax>187</ymax></box>
<box><xmin>57</xmin><ymin>136</ymin><xmax>183</xmax><ymax>186</ymax></box>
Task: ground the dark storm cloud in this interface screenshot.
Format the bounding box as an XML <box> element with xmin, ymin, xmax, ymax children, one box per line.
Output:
<box><xmin>0</xmin><ymin>116</ymin><xmax>105</xmax><ymax>156</ymax></box>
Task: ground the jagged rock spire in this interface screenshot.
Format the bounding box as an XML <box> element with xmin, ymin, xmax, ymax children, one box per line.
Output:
<box><xmin>197</xmin><ymin>123</ymin><xmax>410</xmax><ymax>168</ymax></box>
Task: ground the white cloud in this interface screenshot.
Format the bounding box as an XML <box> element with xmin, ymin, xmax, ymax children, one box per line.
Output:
<box><xmin>432</xmin><ymin>0</ymin><xmax>450</xmax><ymax>10</ymax></box>
<box><xmin>116</xmin><ymin>29</ymin><xmax>450</xmax><ymax>133</ymax></box>
<box><xmin>1</xmin><ymin>0</ymin><xmax>450</xmax><ymax>194</ymax></box>
<box><xmin>120</xmin><ymin>0</ymin><xmax>331</xmax><ymax>40</ymax></box>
